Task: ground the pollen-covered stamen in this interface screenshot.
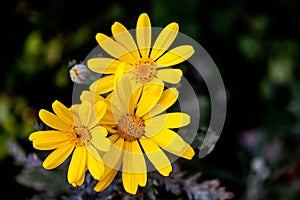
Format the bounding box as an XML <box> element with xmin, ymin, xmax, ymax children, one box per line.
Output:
<box><xmin>134</xmin><ymin>58</ymin><xmax>157</xmax><ymax>84</ymax></box>
<box><xmin>69</xmin><ymin>126</ymin><xmax>92</xmax><ymax>146</ymax></box>
<box><xmin>117</xmin><ymin>114</ymin><xmax>145</xmax><ymax>142</ymax></box>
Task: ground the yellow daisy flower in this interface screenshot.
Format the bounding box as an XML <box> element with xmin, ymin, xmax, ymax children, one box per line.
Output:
<box><xmin>28</xmin><ymin>100</ymin><xmax>111</xmax><ymax>186</ymax></box>
<box><xmin>87</xmin><ymin>13</ymin><xmax>195</xmax><ymax>94</ymax></box>
<box><xmin>93</xmin><ymin>76</ymin><xmax>195</xmax><ymax>194</ymax></box>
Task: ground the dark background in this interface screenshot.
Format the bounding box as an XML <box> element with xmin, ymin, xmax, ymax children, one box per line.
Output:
<box><xmin>1</xmin><ymin>0</ymin><xmax>300</xmax><ymax>199</ymax></box>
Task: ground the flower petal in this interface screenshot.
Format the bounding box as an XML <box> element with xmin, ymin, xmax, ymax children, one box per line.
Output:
<box><xmin>90</xmin><ymin>126</ymin><xmax>111</xmax><ymax>152</ymax></box>
<box><xmin>114</xmin><ymin>62</ymin><xmax>125</xmax><ymax>88</ymax></box>
<box><xmin>31</xmin><ymin>131</ymin><xmax>70</xmax><ymax>150</ymax></box>
<box><xmin>136</xmin><ymin>13</ymin><xmax>151</xmax><ymax>58</ymax></box>
<box><xmin>96</xmin><ymin>33</ymin><xmax>137</xmax><ymax>64</ymax></box>
<box><xmin>93</xmin><ymin>166</ymin><xmax>119</xmax><ymax>192</ymax></box>
<box><xmin>72</xmin><ymin>170</ymin><xmax>86</xmax><ymax>187</ymax></box>
<box><xmin>29</xmin><ymin>130</ymin><xmax>67</xmax><ymax>141</ymax></box>
<box><xmin>79</xmin><ymin>101</ymin><xmax>95</xmax><ymax>128</ymax></box>
<box><xmin>68</xmin><ymin>146</ymin><xmax>87</xmax><ymax>184</ymax></box>
<box><xmin>112</xmin><ymin>22</ymin><xmax>140</xmax><ymax>59</ymax></box>
<box><xmin>139</xmin><ymin>138</ymin><xmax>172</xmax><ymax>176</ymax></box>
<box><xmin>122</xmin><ymin>140</ymin><xmax>146</xmax><ymax>173</ymax></box>
<box><xmin>135</xmin><ymin>81</ymin><xmax>164</xmax><ymax>117</ymax></box>
<box><xmin>121</xmin><ymin>140</ymin><xmax>147</xmax><ymax>194</ymax></box>
<box><xmin>157</xmin><ymin>68</ymin><xmax>182</xmax><ymax>84</ymax></box>
<box><xmin>39</xmin><ymin>109</ymin><xmax>71</xmax><ymax>131</ymax></box>
<box><xmin>89</xmin><ymin>75</ymin><xmax>115</xmax><ymax>95</ymax></box>
<box><xmin>145</xmin><ymin>113</ymin><xmax>190</xmax><ymax>129</ymax></box>
<box><xmin>87</xmin><ymin>152</ymin><xmax>104</xmax><ymax>180</ymax></box>
<box><xmin>42</xmin><ymin>142</ymin><xmax>74</xmax><ymax>169</ymax></box>
<box><xmin>144</xmin><ymin>121</ymin><xmax>165</xmax><ymax>138</ymax></box>
<box><xmin>52</xmin><ymin>100</ymin><xmax>74</xmax><ymax>126</ymax></box>
<box><xmin>100</xmin><ymin>109</ymin><xmax>116</xmax><ymax>125</ymax></box>
<box><xmin>151</xmin><ymin>22</ymin><xmax>179</xmax><ymax>60</ymax></box>
<box><xmin>122</xmin><ymin>171</ymin><xmax>147</xmax><ymax>195</ymax></box>
<box><xmin>87</xmin><ymin>58</ymin><xmax>122</xmax><ymax>74</ymax></box>
<box><xmin>80</xmin><ymin>90</ymin><xmax>105</xmax><ymax>106</ymax></box>
<box><xmin>129</xmin><ymin>86</ymin><xmax>143</xmax><ymax>115</ymax></box>
<box><xmin>143</xmin><ymin>87</ymin><xmax>178</xmax><ymax>119</ymax></box>
<box><xmin>111</xmin><ymin>75</ymin><xmax>137</xmax><ymax>120</ymax></box>
<box><xmin>156</xmin><ymin>45</ymin><xmax>194</xmax><ymax>67</ymax></box>
<box><xmin>102</xmin><ymin>136</ymin><xmax>124</xmax><ymax>170</ymax></box>
<box><xmin>86</xmin><ymin>144</ymin><xmax>101</xmax><ymax>162</ymax></box>
<box><xmin>149</xmin><ymin>128</ymin><xmax>195</xmax><ymax>160</ymax></box>
<box><xmin>94</xmin><ymin>100</ymin><xmax>107</xmax><ymax>123</ymax></box>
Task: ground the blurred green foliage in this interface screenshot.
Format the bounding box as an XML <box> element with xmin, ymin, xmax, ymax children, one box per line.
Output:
<box><xmin>1</xmin><ymin>0</ymin><xmax>300</xmax><ymax>199</ymax></box>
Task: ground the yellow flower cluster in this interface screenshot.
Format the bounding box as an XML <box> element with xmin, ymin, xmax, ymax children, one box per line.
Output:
<box><xmin>29</xmin><ymin>13</ymin><xmax>195</xmax><ymax>194</ymax></box>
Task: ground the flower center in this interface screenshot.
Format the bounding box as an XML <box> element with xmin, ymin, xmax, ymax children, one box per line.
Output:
<box><xmin>134</xmin><ymin>58</ymin><xmax>157</xmax><ymax>84</ymax></box>
<box><xmin>69</xmin><ymin>126</ymin><xmax>92</xmax><ymax>146</ymax></box>
<box><xmin>117</xmin><ymin>114</ymin><xmax>145</xmax><ymax>142</ymax></box>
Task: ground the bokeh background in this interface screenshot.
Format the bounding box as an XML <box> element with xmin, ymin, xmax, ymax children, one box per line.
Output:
<box><xmin>1</xmin><ymin>0</ymin><xmax>300</xmax><ymax>199</ymax></box>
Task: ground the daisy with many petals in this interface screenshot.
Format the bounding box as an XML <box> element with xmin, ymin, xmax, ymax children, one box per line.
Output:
<box><xmin>29</xmin><ymin>100</ymin><xmax>111</xmax><ymax>186</ymax></box>
<box><xmin>87</xmin><ymin>13</ymin><xmax>195</xmax><ymax>95</ymax></box>
<box><xmin>92</xmin><ymin>75</ymin><xmax>195</xmax><ymax>194</ymax></box>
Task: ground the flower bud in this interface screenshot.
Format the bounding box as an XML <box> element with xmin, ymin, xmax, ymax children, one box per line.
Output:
<box><xmin>69</xmin><ymin>64</ymin><xmax>99</xmax><ymax>84</ymax></box>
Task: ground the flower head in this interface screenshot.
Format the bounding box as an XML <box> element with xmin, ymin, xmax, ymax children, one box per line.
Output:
<box><xmin>29</xmin><ymin>100</ymin><xmax>111</xmax><ymax>186</ymax></box>
<box><xmin>87</xmin><ymin>13</ymin><xmax>194</xmax><ymax>95</ymax></box>
<box><xmin>93</xmin><ymin>75</ymin><xmax>195</xmax><ymax>194</ymax></box>
<box><xmin>70</xmin><ymin>63</ymin><xmax>99</xmax><ymax>84</ymax></box>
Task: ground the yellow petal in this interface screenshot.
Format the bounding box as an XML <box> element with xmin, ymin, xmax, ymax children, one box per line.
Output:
<box><xmin>96</xmin><ymin>33</ymin><xmax>137</xmax><ymax>64</ymax></box>
<box><xmin>87</xmin><ymin>58</ymin><xmax>122</xmax><ymax>74</ymax></box>
<box><xmin>90</xmin><ymin>126</ymin><xmax>111</xmax><ymax>152</ymax></box>
<box><xmin>122</xmin><ymin>140</ymin><xmax>146</xmax><ymax>173</ymax></box>
<box><xmin>100</xmin><ymin>110</ymin><xmax>116</xmax><ymax>125</ymax></box>
<box><xmin>98</xmin><ymin>98</ymin><xmax>114</xmax><ymax>126</ymax></box>
<box><xmin>94</xmin><ymin>100</ymin><xmax>107</xmax><ymax>123</ymax></box>
<box><xmin>89</xmin><ymin>75</ymin><xmax>115</xmax><ymax>95</ymax></box>
<box><xmin>180</xmin><ymin>144</ymin><xmax>195</xmax><ymax>159</ymax></box>
<box><xmin>144</xmin><ymin>122</ymin><xmax>165</xmax><ymax>138</ymax></box>
<box><xmin>33</xmin><ymin>140</ymin><xmax>68</xmax><ymax>151</ymax></box>
<box><xmin>102</xmin><ymin>125</ymin><xmax>117</xmax><ymax>133</ymax></box>
<box><xmin>145</xmin><ymin>113</ymin><xmax>190</xmax><ymax>128</ymax></box>
<box><xmin>121</xmin><ymin>140</ymin><xmax>147</xmax><ymax>194</ymax></box>
<box><xmin>151</xmin><ymin>22</ymin><xmax>179</xmax><ymax>60</ymax></box>
<box><xmin>39</xmin><ymin>109</ymin><xmax>71</xmax><ymax>131</ymax></box>
<box><xmin>114</xmin><ymin>62</ymin><xmax>125</xmax><ymax>88</ymax></box>
<box><xmin>42</xmin><ymin>142</ymin><xmax>74</xmax><ymax>169</ymax></box>
<box><xmin>72</xmin><ymin>170</ymin><xmax>86</xmax><ymax>186</ymax></box>
<box><xmin>109</xmin><ymin>133</ymin><xmax>121</xmax><ymax>143</ymax></box>
<box><xmin>149</xmin><ymin>129</ymin><xmax>195</xmax><ymax>160</ymax></box>
<box><xmin>68</xmin><ymin>146</ymin><xmax>87</xmax><ymax>184</ymax></box>
<box><xmin>129</xmin><ymin>86</ymin><xmax>143</xmax><ymax>115</ymax></box>
<box><xmin>86</xmin><ymin>144</ymin><xmax>102</xmax><ymax>162</ymax></box>
<box><xmin>136</xmin><ymin>13</ymin><xmax>151</xmax><ymax>58</ymax></box>
<box><xmin>122</xmin><ymin>171</ymin><xmax>147</xmax><ymax>194</ymax></box>
<box><xmin>135</xmin><ymin>81</ymin><xmax>164</xmax><ymax>117</ymax></box>
<box><xmin>79</xmin><ymin>101</ymin><xmax>96</xmax><ymax>128</ymax></box>
<box><xmin>31</xmin><ymin>131</ymin><xmax>69</xmax><ymax>150</ymax></box>
<box><xmin>139</xmin><ymin>138</ymin><xmax>172</xmax><ymax>176</ymax></box>
<box><xmin>29</xmin><ymin>130</ymin><xmax>67</xmax><ymax>141</ymax></box>
<box><xmin>87</xmin><ymin>152</ymin><xmax>104</xmax><ymax>180</ymax></box>
<box><xmin>143</xmin><ymin>87</ymin><xmax>178</xmax><ymax>119</ymax></box>
<box><xmin>94</xmin><ymin>166</ymin><xmax>119</xmax><ymax>192</ymax></box>
<box><xmin>111</xmin><ymin>75</ymin><xmax>137</xmax><ymax>119</ymax></box>
<box><xmin>101</xmin><ymin>136</ymin><xmax>124</xmax><ymax>169</ymax></box>
<box><xmin>52</xmin><ymin>100</ymin><xmax>74</xmax><ymax>126</ymax></box>
<box><xmin>157</xmin><ymin>68</ymin><xmax>183</xmax><ymax>84</ymax></box>
<box><xmin>70</xmin><ymin>104</ymin><xmax>80</xmax><ymax>119</ymax></box>
<box><xmin>112</xmin><ymin>22</ymin><xmax>140</xmax><ymax>59</ymax></box>
<box><xmin>80</xmin><ymin>90</ymin><xmax>105</xmax><ymax>108</ymax></box>
<box><xmin>156</xmin><ymin>45</ymin><xmax>194</xmax><ymax>67</ymax></box>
